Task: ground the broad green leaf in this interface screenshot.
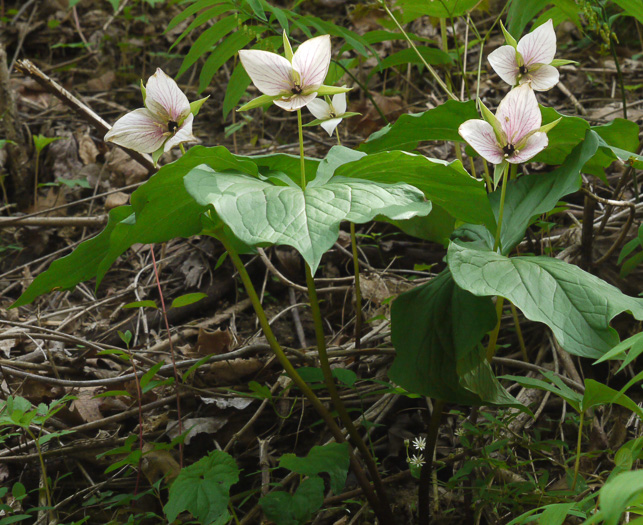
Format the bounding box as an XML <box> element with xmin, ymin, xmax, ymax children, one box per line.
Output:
<box><xmin>581</xmin><ymin>379</ymin><xmax>643</xmax><ymax>418</ymax></box>
<box><xmin>260</xmin><ymin>477</ymin><xmax>324</xmax><ymax>525</ymax></box>
<box><xmin>223</xmin><ymin>63</ymin><xmax>251</xmax><ymax>118</ymax></box>
<box><xmin>448</xmin><ymin>241</ymin><xmax>643</xmax><ymax>358</ymax></box>
<box><xmin>369</xmin><ymin>46</ymin><xmax>452</xmax><ymax>76</ymax></box>
<box><xmin>184</xmin><ymin>165</ymin><xmax>432</xmax><ymax>274</ymax></box>
<box><xmin>398</xmin><ymin>0</ymin><xmax>481</xmax><ymax>21</ymax></box>
<box><xmin>491</xmin><ymin>129</ymin><xmax>600</xmax><ymax>253</ymax></box>
<box><xmin>612</xmin><ymin>0</ymin><xmax>643</xmax><ymax>23</ymax></box>
<box><xmin>333</xmin><ymin>148</ymin><xmax>495</xmax><ymax>231</ymax></box>
<box><xmin>164</xmin><ymin>450</ymin><xmax>239</xmax><ymax>525</ymax></box>
<box><xmin>359</xmin><ymin>99</ymin><xmax>479</xmax><ymax>154</ymax></box>
<box><xmin>279</xmin><ymin>443</ymin><xmax>350</xmax><ymax>494</ymax></box>
<box><xmin>390</xmin><ymin>269</ymin><xmax>519</xmax><ymax>406</ymax></box>
<box><xmin>171</xmin><ymin>293</ymin><xmax>208</xmax><ymax>308</ymax></box>
<box><xmin>599</xmin><ymin>470</ymin><xmax>643</xmax><ymax>525</ymax></box>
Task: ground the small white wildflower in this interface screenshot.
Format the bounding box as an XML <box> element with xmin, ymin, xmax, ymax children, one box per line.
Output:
<box><xmin>409</xmin><ymin>454</ymin><xmax>425</xmax><ymax>468</ymax></box>
<box><xmin>412</xmin><ymin>436</ymin><xmax>426</xmax><ymax>451</ymax></box>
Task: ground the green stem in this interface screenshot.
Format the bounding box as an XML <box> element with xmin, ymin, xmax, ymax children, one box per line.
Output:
<box><xmin>27</xmin><ymin>428</ymin><xmax>53</xmax><ymax>512</ymax></box>
<box><xmin>509</xmin><ymin>162</ymin><xmax>518</xmax><ymax>180</ymax></box>
<box><xmin>380</xmin><ymin>0</ymin><xmax>457</xmax><ymax>100</ymax></box>
<box><xmin>350</xmin><ymin>222</ymin><xmax>363</xmax><ymax>349</ymax></box>
<box><xmin>486</xmin><ymin>296</ymin><xmax>505</xmax><ymax>362</ymax></box>
<box><xmin>418</xmin><ymin>399</ymin><xmax>445</xmax><ymax>525</ymax></box>
<box><xmin>179</xmin><ymin>143</ymin><xmax>186</xmax><ymax>155</ymax></box>
<box><xmin>297</xmin><ymin>109</ymin><xmax>306</xmax><ymax>189</ymax></box>
<box><xmin>493</xmin><ymin>162</ymin><xmax>510</xmax><ymax>252</ymax></box>
<box><xmin>220</xmin><ymin>235</ymin><xmax>391</xmax><ymax>523</ymax></box>
<box><xmin>509</xmin><ymin>301</ymin><xmax>528</xmax><ymax>362</ymax></box>
<box><xmin>34</xmin><ymin>152</ymin><xmax>40</xmax><ymax>205</ymax></box>
<box><xmin>572</xmin><ymin>412</ymin><xmax>584</xmax><ymax>490</ymax></box>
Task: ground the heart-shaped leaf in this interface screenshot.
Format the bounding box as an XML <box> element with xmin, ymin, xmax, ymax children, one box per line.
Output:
<box><xmin>260</xmin><ymin>477</ymin><xmax>325</xmax><ymax>525</ymax></box>
<box><xmin>279</xmin><ymin>443</ymin><xmax>350</xmax><ymax>495</ymax></box>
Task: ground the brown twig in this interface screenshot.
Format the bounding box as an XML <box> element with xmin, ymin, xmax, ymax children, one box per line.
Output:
<box><xmin>0</xmin><ymin>216</ymin><xmax>107</xmax><ymax>228</ymax></box>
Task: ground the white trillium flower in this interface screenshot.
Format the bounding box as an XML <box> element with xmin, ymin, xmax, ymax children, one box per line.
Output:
<box><xmin>104</xmin><ymin>68</ymin><xmax>197</xmax><ymax>156</ymax></box>
<box><xmin>307</xmin><ymin>92</ymin><xmax>347</xmax><ymax>136</ymax></box>
<box><xmin>459</xmin><ymin>84</ymin><xmax>559</xmax><ymax>165</ymax></box>
<box><xmin>488</xmin><ymin>19</ymin><xmax>559</xmax><ymax>91</ymax></box>
<box><xmin>238</xmin><ymin>33</ymin><xmax>332</xmax><ymax>112</ymax></box>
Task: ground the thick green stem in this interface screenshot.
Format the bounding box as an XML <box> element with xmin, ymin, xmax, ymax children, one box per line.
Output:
<box><xmin>418</xmin><ymin>399</ymin><xmax>445</xmax><ymax>525</ymax></box>
<box><xmin>297</xmin><ymin>109</ymin><xmax>306</xmax><ymax>189</ymax></box>
<box><xmin>221</xmin><ymin>235</ymin><xmax>391</xmax><ymax>523</ymax></box>
<box><xmin>493</xmin><ymin>163</ymin><xmax>510</xmax><ymax>253</ymax></box>
<box><xmin>350</xmin><ymin>223</ymin><xmax>363</xmax><ymax>349</ymax></box>
<box><xmin>572</xmin><ymin>411</ymin><xmax>585</xmax><ymax>490</ymax></box>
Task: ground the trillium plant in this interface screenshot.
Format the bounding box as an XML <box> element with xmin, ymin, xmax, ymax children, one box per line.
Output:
<box><xmin>11</xmin><ymin>13</ymin><xmax>643</xmax><ymax>525</ymax></box>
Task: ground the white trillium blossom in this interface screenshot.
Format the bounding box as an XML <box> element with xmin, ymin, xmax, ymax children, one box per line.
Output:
<box><xmin>307</xmin><ymin>92</ymin><xmax>348</xmax><ymax>136</ymax></box>
<box><xmin>488</xmin><ymin>19</ymin><xmax>559</xmax><ymax>91</ymax></box>
<box><xmin>238</xmin><ymin>33</ymin><xmax>333</xmax><ymax>112</ymax></box>
<box><xmin>104</xmin><ymin>68</ymin><xmax>197</xmax><ymax>156</ymax></box>
<box><xmin>459</xmin><ymin>84</ymin><xmax>558</xmax><ymax>165</ymax></box>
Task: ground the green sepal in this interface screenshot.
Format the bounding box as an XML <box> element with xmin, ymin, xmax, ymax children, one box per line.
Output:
<box><xmin>237</xmin><ymin>94</ymin><xmax>281</xmax><ymax>112</ymax></box>
<box><xmin>538</xmin><ymin>117</ymin><xmax>562</xmax><ymax>135</ymax></box>
<box><xmin>500</xmin><ymin>20</ymin><xmax>518</xmax><ymax>49</ymax></box>
<box><xmin>302</xmin><ymin>112</ymin><xmax>361</xmax><ymax>127</ymax></box>
<box><xmin>282</xmin><ymin>30</ymin><xmax>294</xmax><ymax>62</ymax></box>
<box><xmin>316</xmin><ymin>84</ymin><xmax>352</xmax><ymax>96</ymax></box>
<box><xmin>190</xmin><ymin>96</ymin><xmax>210</xmax><ymax>117</ymax></box>
<box><xmin>493</xmin><ymin>161</ymin><xmax>507</xmax><ymax>190</ymax></box>
<box><xmin>479</xmin><ymin>99</ymin><xmax>505</xmax><ymax>145</ymax></box>
<box><xmin>550</xmin><ymin>58</ymin><xmax>579</xmax><ymax>67</ymax></box>
<box><xmin>515</xmin><ymin>117</ymin><xmax>562</xmax><ymax>150</ymax></box>
<box><xmin>515</xmin><ymin>50</ymin><xmax>524</xmax><ymax>68</ymax></box>
<box><xmin>152</xmin><ymin>145</ymin><xmax>165</xmax><ymax>166</ymax></box>
<box><xmin>140</xmin><ymin>79</ymin><xmax>146</xmax><ymax>104</ymax></box>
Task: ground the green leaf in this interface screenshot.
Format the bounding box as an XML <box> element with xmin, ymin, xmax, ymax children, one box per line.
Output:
<box><xmin>260</xmin><ymin>477</ymin><xmax>325</xmax><ymax>525</ymax></box>
<box><xmin>359</xmin><ymin>99</ymin><xmax>480</xmax><ymax>154</ymax></box>
<box><xmin>506</xmin><ymin>0</ymin><xmax>548</xmax><ymax>38</ymax></box>
<box><xmin>599</xmin><ymin>470</ymin><xmax>643</xmax><ymax>525</ymax></box>
<box><xmin>123</xmin><ymin>300</ymin><xmax>158</xmax><ymax>309</ymax></box>
<box><xmin>581</xmin><ymin>379</ymin><xmax>643</xmax><ymax>417</ymax></box>
<box><xmin>368</xmin><ymin>46</ymin><xmax>452</xmax><ymax>76</ymax></box>
<box><xmin>190</xmin><ymin>95</ymin><xmax>210</xmax><ymax>117</ymax></box>
<box><xmin>280</xmin><ymin>443</ymin><xmax>350</xmax><ymax>494</ymax></box>
<box><xmin>170</xmin><ymin>4</ymin><xmax>234</xmax><ymax>50</ymax></box>
<box><xmin>0</xmin><ymin>139</ymin><xmax>16</xmax><ymax>149</ymax></box>
<box><xmin>164</xmin><ymin>450</ymin><xmax>239</xmax><ymax>525</ymax></box>
<box><xmin>184</xmin><ymin>164</ymin><xmax>432</xmax><ymax>274</ymax></box>
<box><xmin>32</xmin><ymin>135</ymin><xmax>62</xmax><ymax>154</ymax></box>
<box><xmin>398</xmin><ymin>0</ymin><xmax>481</xmax><ymax>21</ymax></box>
<box><xmin>223</xmin><ymin>63</ymin><xmax>251</xmax><ymax>118</ymax></box>
<box><xmin>594</xmin><ymin>331</ymin><xmax>643</xmax><ymax>370</ymax></box>
<box><xmin>171</xmin><ymin>292</ymin><xmax>208</xmax><ymax>308</ymax></box>
<box><xmin>246</xmin><ymin>0</ymin><xmax>267</xmax><ymax>21</ymax></box>
<box><xmin>198</xmin><ymin>29</ymin><xmax>256</xmax><ymax>93</ymax></box>
<box><xmin>447</xmin><ymin>241</ymin><xmax>643</xmax><ymax>358</ymax></box>
<box><xmin>612</xmin><ymin>0</ymin><xmax>643</xmax><ymax>23</ymax></box>
<box><xmin>390</xmin><ymin>269</ymin><xmax>520</xmax><ymax>407</ymax></box>
<box><xmin>502</xmin><ymin>372</ymin><xmax>583</xmax><ymax>412</ymax></box>
<box><xmin>166</xmin><ymin>0</ymin><xmax>226</xmax><ymax>33</ymax></box>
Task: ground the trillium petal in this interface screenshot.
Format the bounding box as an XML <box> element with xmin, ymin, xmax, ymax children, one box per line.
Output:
<box><xmin>517</xmin><ymin>19</ymin><xmax>556</xmax><ymax>67</ymax></box>
<box><xmin>496</xmin><ymin>84</ymin><xmax>541</xmax><ymax>145</ymax></box>
<box><xmin>104</xmin><ymin>108</ymin><xmax>166</xmax><ymax>154</ymax></box>
<box><xmin>145</xmin><ymin>68</ymin><xmax>191</xmax><ymax>123</ymax></box>
<box><xmin>163</xmin><ymin>113</ymin><xmax>196</xmax><ymax>153</ymax></box>
<box><xmin>292</xmin><ymin>35</ymin><xmax>331</xmax><ymax>90</ymax></box>
<box><xmin>488</xmin><ymin>45</ymin><xmax>519</xmax><ymax>86</ymax></box>
<box><xmin>273</xmin><ymin>92</ymin><xmax>317</xmax><ymax>112</ymax></box>
<box><xmin>307</xmin><ymin>98</ymin><xmax>331</xmax><ymax>120</ymax></box>
<box><xmin>238</xmin><ymin>50</ymin><xmax>294</xmax><ymax>96</ymax></box>
<box><xmin>459</xmin><ymin>119</ymin><xmax>505</xmax><ymax>165</ymax></box>
<box><xmin>320</xmin><ymin>117</ymin><xmax>343</xmax><ymax>136</ymax></box>
<box><xmin>332</xmin><ymin>91</ymin><xmax>347</xmax><ymax>115</ymax></box>
<box><xmin>523</xmin><ymin>64</ymin><xmax>559</xmax><ymax>91</ymax></box>
<box><xmin>509</xmin><ymin>131</ymin><xmax>548</xmax><ymax>163</ymax></box>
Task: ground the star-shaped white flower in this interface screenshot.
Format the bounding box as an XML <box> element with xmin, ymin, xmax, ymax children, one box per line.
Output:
<box><xmin>459</xmin><ymin>84</ymin><xmax>559</xmax><ymax>165</ymax></box>
<box><xmin>238</xmin><ymin>32</ymin><xmax>334</xmax><ymax>112</ymax></box>
<box><xmin>409</xmin><ymin>454</ymin><xmax>425</xmax><ymax>468</ymax></box>
<box><xmin>488</xmin><ymin>19</ymin><xmax>559</xmax><ymax>91</ymax></box>
<box><xmin>104</xmin><ymin>68</ymin><xmax>197</xmax><ymax>158</ymax></box>
<box><xmin>412</xmin><ymin>436</ymin><xmax>426</xmax><ymax>452</ymax></box>
<box><xmin>307</xmin><ymin>92</ymin><xmax>348</xmax><ymax>136</ymax></box>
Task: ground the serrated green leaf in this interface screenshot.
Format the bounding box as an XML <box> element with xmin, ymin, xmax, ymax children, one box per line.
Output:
<box><xmin>164</xmin><ymin>450</ymin><xmax>239</xmax><ymax>524</ymax></box>
<box><xmin>171</xmin><ymin>293</ymin><xmax>208</xmax><ymax>308</ymax></box>
<box><xmin>280</xmin><ymin>443</ymin><xmax>350</xmax><ymax>494</ymax></box>
<box><xmin>260</xmin><ymin>477</ymin><xmax>325</xmax><ymax>525</ymax></box>
<box><xmin>447</xmin><ymin>241</ymin><xmax>643</xmax><ymax>358</ymax></box>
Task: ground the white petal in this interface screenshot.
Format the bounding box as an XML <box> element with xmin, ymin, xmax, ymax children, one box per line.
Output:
<box><xmin>273</xmin><ymin>92</ymin><xmax>317</xmax><ymax>112</ymax></box>
<box><xmin>459</xmin><ymin>119</ymin><xmax>505</xmax><ymax>165</ymax></box>
<box><xmin>292</xmin><ymin>35</ymin><xmax>331</xmax><ymax>91</ymax></box>
<box><xmin>145</xmin><ymin>68</ymin><xmax>191</xmax><ymax>123</ymax></box>
<box><xmin>307</xmin><ymin>98</ymin><xmax>331</xmax><ymax>120</ymax></box>
<box><xmin>163</xmin><ymin>113</ymin><xmax>197</xmax><ymax>153</ymax></box>
<box><xmin>517</xmin><ymin>19</ymin><xmax>556</xmax><ymax>67</ymax></box>
<box><xmin>523</xmin><ymin>64</ymin><xmax>559</xmax><ymax>91</ymax></box>
<box><xmin>488</xmin><ymin>45</ymin><xmax>519</xmax><ymax>86</ymax></box>
<box><xmin>509</xmin><ymin>132</ymin><xmax>548</xmax><ymax>163</ymax></box>
<box><xmin>331</xmin><ymin>91</ymin><xmax>347</xmax><ymax>115</ymax></box>
<box><xmin>238</xmin><ymin>50</ymin><xmax>294</xmax><ymax>96</ymax></box>
<box><xmin>104</xmin><ymin>108</ymin><xmax>166</xmax><ymax>154</ymax></box>
<box><xmin>320</xmin><ymin>117</ymin><xmax>343</xmax><ymax>136</ymax></box>
<box><xmin>496</xmin><ymin>84</ymin><xmax>541</xmax><ymax>145</ymax></box>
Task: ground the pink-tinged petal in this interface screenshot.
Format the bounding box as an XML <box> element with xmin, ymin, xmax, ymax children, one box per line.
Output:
<box><xmin>496</xmin><ymin>84</ymin><xmax>541</xmax><ymax>145</ymax></box>
<box><xmin>273</xmin><ymin>92</ymin><xmax>317</xmax><ymax>112</ymax></box>
<box><xmin>488</xmin><ymin>45</ymin><xmax>519</xmax><ymax>86</ymax></box>
<box><xmin>307</xmin><ymin>98</ymin><xmax>331</xmax><ymax>120</ymax></box>
<box><xmin>331</xmin><ymin>91</ymin><xmax>347</xmax><ymax>115</ymax></box>
<box><xmin>459</xmin><ymin>119</ymin><xmax>505</xmax><ymax>165</ymax></box>
<box><xmin>509</xmin><ymin>132</ymin><xmax>548</xmax><ymax>163</ymax></box>
<box><xmin>145</xmin><ymin>68</ymin><xmax>191</xmax><ymax>123</ymax></box>
<box><xmin>523</xmin><ymin>64</ymin><xmax>559</xmax><ymax>91</ymax></box>
<box><xmin>320</xmin><ymin>117</ymin><xmax>343</xmax><ymax>136</ymax></box>
<box><xmin>517</xmin><ymin>19</ymin><xmax>556</xmax><ymax>67</ymax></box>
<box><xmin>104</xmin><ymin>108</ymin><xmax>166</xmax><ymax>153</ymax></box>
<box><xmin>238</xmin><ymin>50</ymin><xmax>294</xmax><ymax>96</ymax></box>
<box><xmin>292</xmin><ymin>35</ymin><xmax>331</xmax><ymax>90</ymax></box>
<box><xmin>163</xmin><ymin>113</ymin><xmax>196</xmax><ymax>153</ymax></box>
